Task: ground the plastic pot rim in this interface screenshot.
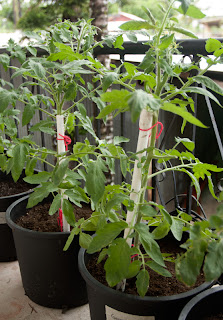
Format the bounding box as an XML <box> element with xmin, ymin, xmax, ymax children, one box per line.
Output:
<box><xmin>78</xmin><ymin>247</ymin><xmax>217</xmax><ymax>303</ymax></box>
<box><xmin>6</xmin><ymin>194</ymin><xmax>70</xmax><ymax>239</ymax></box>
<box><xmin>178</xmin><ymin>285</ymin><xmax>223</xmax><ymax>320</ymax></box>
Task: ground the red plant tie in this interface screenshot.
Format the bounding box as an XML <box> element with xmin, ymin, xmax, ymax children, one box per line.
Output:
<box><xmin>139</xmin><ymin>121</ymin><xmax>164</xmax><ymax>139</ymax></box>
<box><xmin>58</xmin><ymin>208</ymin><xmax>63</xmax><ymax>232</ymax></box>
<box><xmin>57</xmin><ymin>134</ymin><xmax>71</xmax><ymax>151</ymax></box>
<box><xmin>131</xmin><ymin>244</ymin><xmax>139</xmax><ymax>262</ymax></box>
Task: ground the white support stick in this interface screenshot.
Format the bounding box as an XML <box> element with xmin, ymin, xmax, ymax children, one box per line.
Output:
<box><xmin>56</xmin><ymin>115</ymin><xmax>70</xmax><ymax>232</ymax></box>
<box><xmin>124</xmin><ymin>109</ymin><xmax>153</xmax><ymax>246</ymax></box>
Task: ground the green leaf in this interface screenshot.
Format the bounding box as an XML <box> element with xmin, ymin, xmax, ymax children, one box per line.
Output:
<box><xmin>49</xmin><ymin>194</ymin><xmax>62</xmax><ymax>216</ymax></box>
<box><xmin>27</xmin><ymin>183</ymin><xmax>57</xmax><ymax>208</ymax></box>
<box><xmin>22</xmin><ymin>104</ymin><xmax>36</xmax><ymax>126</ymax></box>
<box><xmin>62</xmin><ymin>199</ymin><xmax>76</xmax><ymax>227</ymax></box>
<box><xmin>29</xmin><ymin>60</ymin><xmax>46</xmax><ymax>78</ymax></box>
<box><xmin>140</xmin><ymin>205</ymin><xmax>157</xmax><ymax>217</ymax></box>
<box><xmin>85</xmin><ymin>158</ymin><xmax>107</xmax><ymax>205</ymax></box>
<box><xmin>97</xmin><ymin>248</ymin><xmax>108</xmax><ymax>264</ymax></box>
<box><xmin>126</xmin><ymin>260</ymin><xmax>142</xmax><ymax>279</ymax></box>
<box><xmin>175</xmin><ymin>137</ymin><xmax>195</xmax><ymax>151</ymax></box>
<box><xmin>97</xmin><ymin>89</ymin><xmax>130</xmax><ymax>119</ymax></box>
<box><xmin>135</xmin><ymin>223</ymin><xmax>165</xmax><ymax>267</ymax></box>
<box><xmin>113</xmin><ymin>35</ymin><xmax>124</xmax><ymax>49</ymax></box>
<box><xmin>136</xmin><ymin>269</ymin><xmax>149</xmax><ymax>297</ymax></box>
<box><xmin>0</xmin><ymin>53</ymin><xmax>10</xmax><ymax>70</ymax></box>
<box><xmin>193</xmin><ymin>75</ymin><xmax>223</xmax><ymax>97</ymax></box>
<box><xmin>79</xmin><ymin>233</ymin><xmax>93</xmax><ymax>249</ymax></box>
<box><xmin>146</xmin><ymin>260</ymin><xmax>172</xmax><ymax>277</ymax></box>
<box><xmin>113</xmin><ymin>136</ymin><xmax>130</xmax><ymax>145</ymax></box>
<box><xmin>138</xmin><ymin>53</ymin><xmax>155</xmax><ymax>71</ymax></box>
<box><xmin>104</xmin><ymin>238</ymin><xmax>131</xmax><ymax>287</ymax></box>
<box><xmin>178</xmin><ymin>0</ymin><xmax>192</xmax><ymax>15</ymax></box>
<box><xmin>87</xmin><ymin>221</ymin><xmax>128</xmax><ymax>254</ymax></box>
<box><xmin>176</xmin><ymin>239</ymin><xmax>207</xmax><ymax>286</ymax></box>
<box><xmin>181</xmin><ymin>168</ymin><xmax>201</xmax><ymax>200</ymax></box>
<box><xmin>177</xmin><ymin>5</ymin><xmax>206</xmax><ymax>19</ymax></box>
<box><xmin>64</xmin><ymin>83</ymin><xmax>77</xmax><ymax>101</ymax></box>
<box><xmin>102</xmin><ymin>72</ymin><xmax>119</xmax><ymax>92</ymax></box>
<box><xmin>161</xmin><ymin>103</ymin><xmax>207</xmax><ymax>128</ymax></box>
<box><xmin>205</xmin><ymin>39</ymin><xmax>222</xmax><ymax>53</ymax></box>
<box><xmin>159</xmin><ymin>34</ymin><xmax>174</xmax><ymax>50</ymax></box>
<box><xmin>0</xmin><ymin>88</ymin><xmax>16</xmax><ymax>112</ymax></box>
<box><xmin>105</xmin><ymin>193</ymin><xmax>129</xmax><ymax>214</ymax></box>
<box><xmin>11</xmin><ymin>144</ymin><xmax>28</xmax><ymax>182</ymax></box>
<box><xmin>152</xmin><ymin>221</ymin><xmax>170</xmax><ymax>240</ymax></box>
<box><xmin>168</xmin><ymin>26</ymin><xmax>198</xmax><ymax>39</ymax></box>
<box><xmin>128</xmin><ymin>90</ymin><xmax>160</xmax><ymax>122</ymax></box>
<box><xmin>23</xmin><ymin>171</ymin><xmax>51</xmax><ymax>184</ymax></box>
<box><xmin>64</xmin><ymin>228</ymin><xmax>78</xmax><ymax>251</ymax></box>
<box><xmin>119</xmin><ymin>20</ymin><xmax>154</xmax><ymax>31</ymax></box>
<box><xmin>52</xmin><ymin>159</ymin><xmax>69</xmax><ymax>186</ymax></box>
<box><xmin>171</xmin><ymin>217</ymin><xmax>184</xmax><ymax>241</ymax></box>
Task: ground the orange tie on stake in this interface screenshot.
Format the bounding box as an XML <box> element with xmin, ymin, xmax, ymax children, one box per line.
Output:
<box><xmin>139</xmin><ymin>121</ymin><xmax>164</xmax><ymax>139</ymax></box>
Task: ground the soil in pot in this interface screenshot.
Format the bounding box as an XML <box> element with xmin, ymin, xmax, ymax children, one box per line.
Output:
<box><xmin>0</xmin><ymin>174</ymin><xmax>32</xmax><ymax>197</ymax></box>
<box><xmin>87</xmin><ymin>233</ymin><xmax>206</xmax><ymax>297</ymax></box>
<box><xmin>16</xmin><ymin>200</ymin><xmax>92</xmax><ymax>232</ymax></box>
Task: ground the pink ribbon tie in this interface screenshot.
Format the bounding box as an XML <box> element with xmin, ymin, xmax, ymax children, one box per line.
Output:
<box><xmin>57</xmin><ymin>134</ymin><xmax>71</xmax><ymax>151</ymax></box>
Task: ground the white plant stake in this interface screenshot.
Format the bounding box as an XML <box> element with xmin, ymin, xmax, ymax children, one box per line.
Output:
<box><xmin>56</xmin><ymin>115</ymin><xmax>70</xmax><ymax>232</ymax></box>
<box><xmin>124</xmin><ymin>109</ymin><xmax>153</xmax><ymax>246</ymax></box>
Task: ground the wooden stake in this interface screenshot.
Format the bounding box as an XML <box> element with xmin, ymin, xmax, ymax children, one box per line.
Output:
<box><xmin>124</xmin><ymin>109</ymin><xmax>153</xmax><ymax>246</ymax></box>
<box><xmin>56</xmin><ymin>115</ymin><xmax>70</xmax><ymax>232</ymax></box>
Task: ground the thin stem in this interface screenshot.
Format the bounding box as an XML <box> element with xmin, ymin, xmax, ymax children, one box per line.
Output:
<box><xmin>28</xmin><ymin>155</ymin><xmax>55</xmax><ymax>168</ymax></box>
<box><xmin>37</xmin><ymin>107</ymin><xmax>56</xmax><ymax>119</ymax></box>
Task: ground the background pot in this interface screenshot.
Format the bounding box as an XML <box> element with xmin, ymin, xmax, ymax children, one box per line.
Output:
<box><xmin>178</xmin><ymin>285</ymin><xmax>223</xmax><ymax>320</ymax></box>
<box><xmin>78</xmin><ymin>248</ymin><xmax>216</xmax><ymax>320</ymax></box>
<box><xmin>6</xmin><ymin>195</ymin><xmax>88</xmax><ymax>309</ymax></box>
<box><xmin>0</xmin><ymin>170</ymin><xmax>34</xmax><ymax>262</ymax></box>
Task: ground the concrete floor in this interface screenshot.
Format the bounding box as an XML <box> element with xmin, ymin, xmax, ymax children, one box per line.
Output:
<box><xmin>0</xmin><ymin>260</ymin><xmax>91</xmax><ymax>320</ymax></box>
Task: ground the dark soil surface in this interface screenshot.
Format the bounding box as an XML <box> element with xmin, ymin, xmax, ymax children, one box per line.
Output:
<box><xmin>0</xmin><ymin>174</ymin><xmax>32</xmax><ymax>197</ymax></box>
<box><xmin>16</xmin><ymin>201</ymin><xmax>92</xmax><ymax>232</ymax></box>
<box><xmin>87</xmin><ymin>233</ymin><xmax>206</xmax><ymax>297</ymax></box>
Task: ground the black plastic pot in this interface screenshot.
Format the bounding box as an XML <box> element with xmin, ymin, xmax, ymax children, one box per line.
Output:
<box><xmin>6</xmin><ymin>195</ymin><xmax>88</xmax><ymax>309</ymax></box>
<box><xmin>78</xmin><ymin>249</ymin><xmax>216</xmax><ymax>320</ymax></box>
<box><xmin>0</xmin><ymin>170</ymin><xmax>34</xmax><ymax>262</ymax></box>
<box><xmin>178</xmin><ymin>285</ymin><xmax>223</xmax><ymax>320</ymax></box>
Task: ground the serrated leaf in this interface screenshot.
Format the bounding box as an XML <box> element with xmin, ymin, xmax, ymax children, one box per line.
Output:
<box><xmin>87</xmin><ymin>221</ymin><xmax>128</xmax><ymax>254</ymax></box>
<box><xmin>178</xmin><ymin>0</ymin><xmax>192</xmax><ymax>15</ymax></box>
<box><xmin>152</xmin><ymin>221</ymin><xmax>170</xmax><ymax>240</ymax></box>
<box><xmin>181</xmin><ymin>168</ymin><xmax>201</xmax><ymax>200</ymax></box>
<box><xmin>136</xmin><ymin>269</ymin><xmax>149</xmax><ymax>297</ymax></box>
<box><xmin>49</xmin><ymin>194</ymin><xmax>62</xmax><ymax>215</ymax></box>
<box><xmin>140</xmin><ymin>204</ymin><xmax>157</xmax><ymax>217</ymax></box>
